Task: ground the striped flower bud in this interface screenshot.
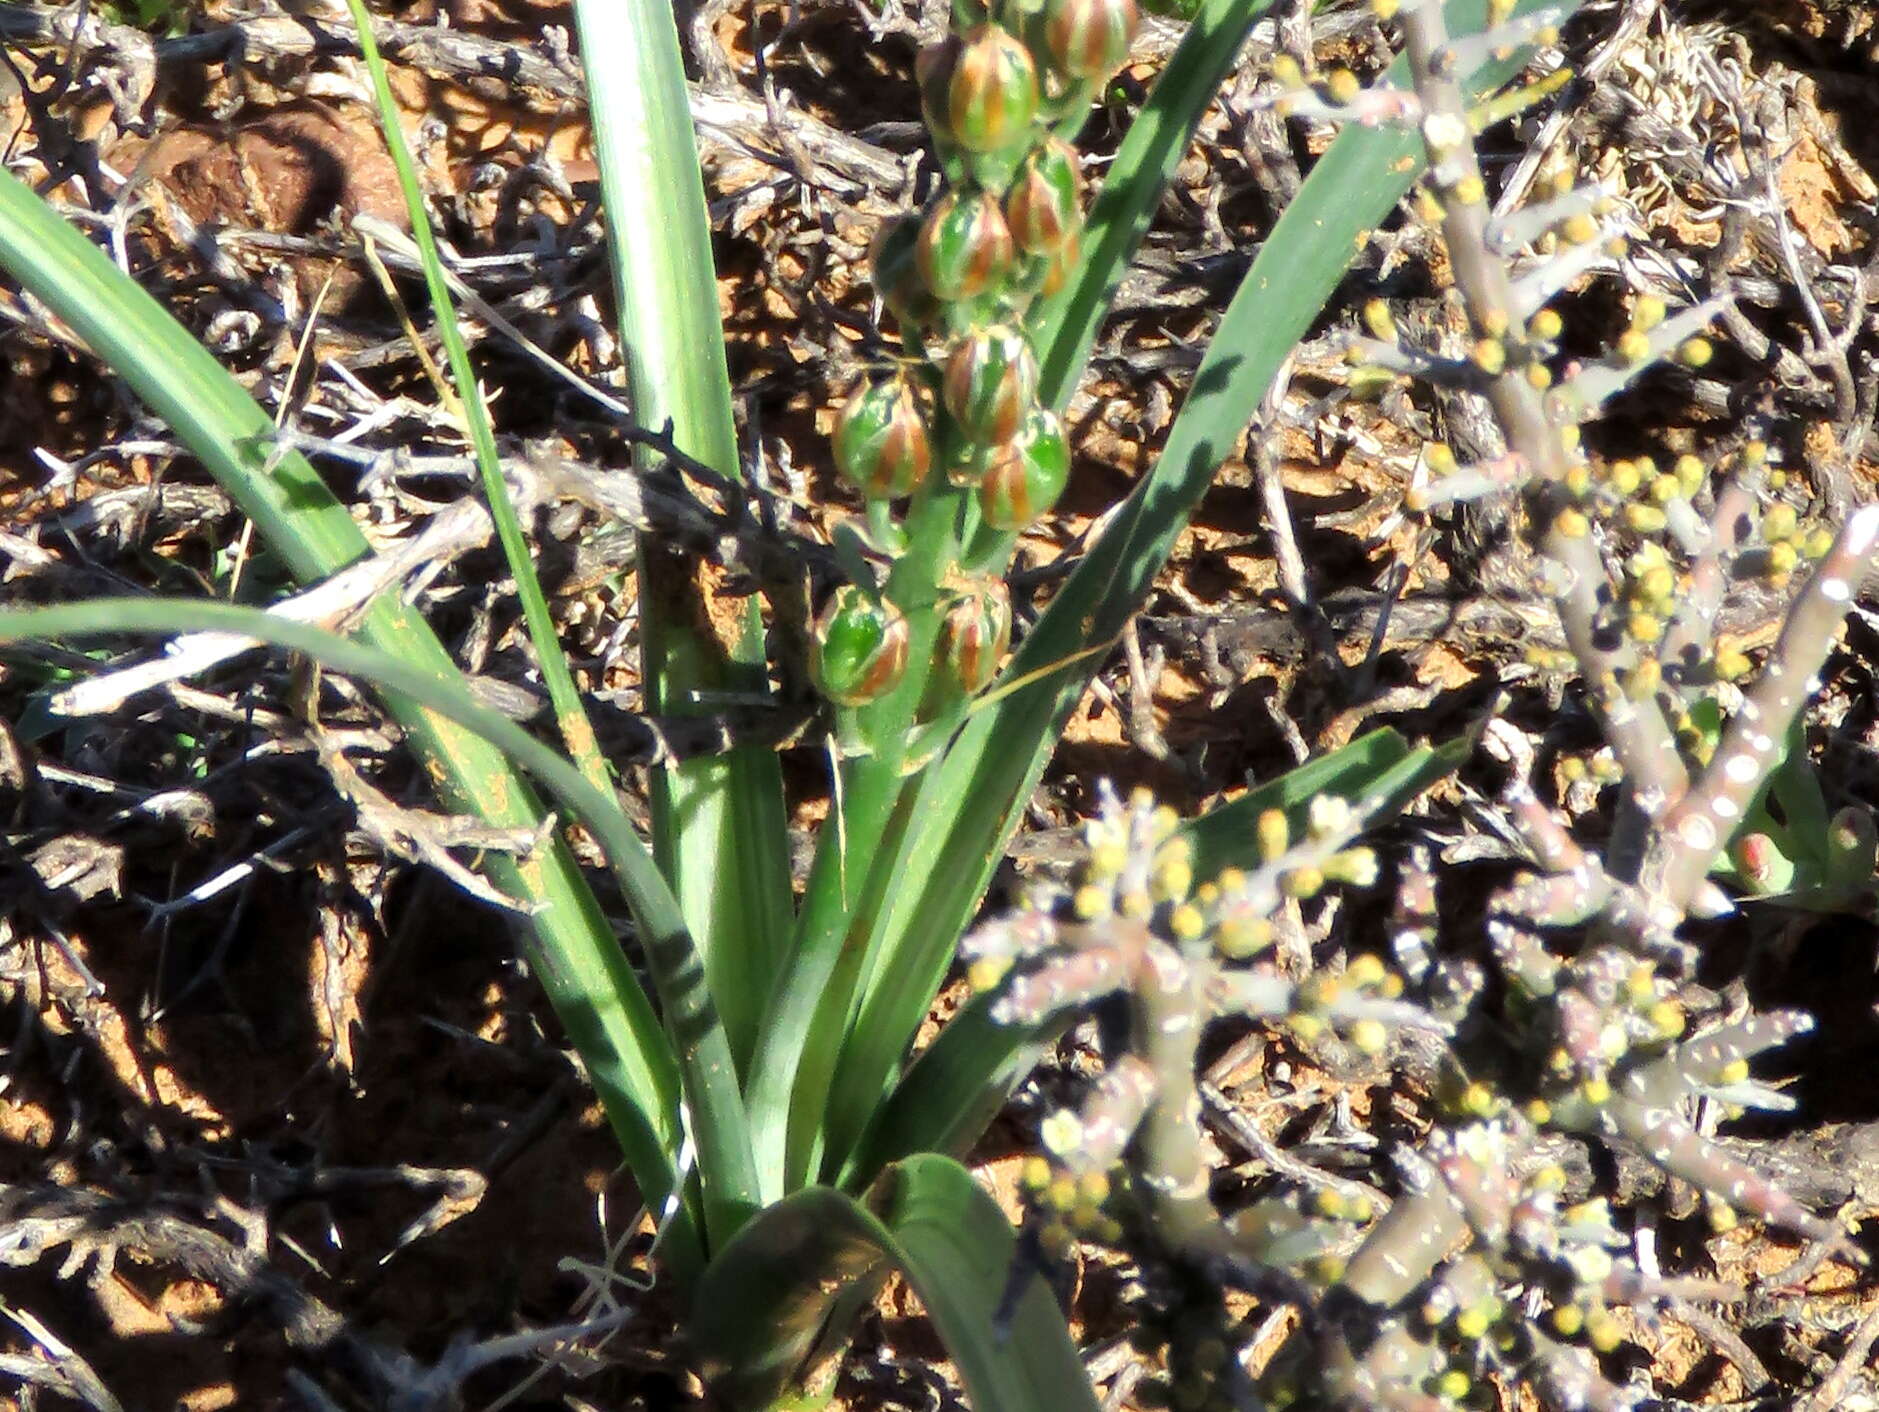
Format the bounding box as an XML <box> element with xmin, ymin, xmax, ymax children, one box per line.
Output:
<box><xmin>1043</xmin><ymin>0</ymin><xmax>1138</xmax><ymax>81</ymax></box>
<box><xmin>870</xmin><ymin>215</ymin><xmax>937</xmax><ymax>330</ymax></box>
<box><xmin>834</xmin><ymin>373</ymin><xmax>933</xmax><ymax>500</ymax></box>
<box><xmin>946</xmin><ymin>25</ymin><xmax>1040</xmax><ymax>154</ymax></box>
<box><xmin>811</xmin><ymin>586</ymin><xmax>911</xmax><ymax>707</ymax></box>
<box><xmin>917</xmin><ymin>188</ymin><xmax>1016</xmax><ymax>302</ymax></box>
<box><xmin>944</xmin><ymin>325</ymin><xmax>1038</xmax><ymax>446</ymax></box>
<box><xmin>937</xmin><ymin>582</ymin><xmax>1013</xmax><ymax>694</ymax></box>
<box><xmin>980</xmin><ymin>406</ymin><xmax>1070</xmax><ymax>530</ymax></box>
<box><xmin>1005</xmin><ymin>139</ymin><xmax>1082</xmax><ymax>254</ymax></box>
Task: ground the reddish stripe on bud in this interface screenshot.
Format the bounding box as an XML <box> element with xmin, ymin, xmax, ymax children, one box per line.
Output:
<box><xmin>980</xmin><ymin>406</ymin><xmax>1071</xmax><ymax>530</ymax></box>
<box><xmin>947</xmin><ymin>25</ymin><xmax>1040</xmax><ymax>154</ymax></box>
<box><xmin>938</xmin><ymin>581</ymin><xmax>1014</xmax><ymax>694</ymax></box>
<box><xmin>1006</xmin><ymin>138</ymin><xmax>1083</xmax><ymax>254</ymax></box>
<box><xmin>917</xmin><ymin>188</ymin><xmax>1016</xmax><ymax>302</ymax></box>
<box><xmin>1043</xmin><ymin>0</ymin><xmax>1138</xmax><ymax>81</ymax></box>
<box><xmin>943</xmin><ymin>325</ymin><xmax>1038</xmax><ymax>446</ymax></box>
<box><xmin>835</xmin><ymin>373</ymin><xmax>933</xmax><ymax>500</ymax></box>
<box><xmin>812</xmin><ymin>586</ymin><xmax>911</xmax><ymax>707</ymax></box>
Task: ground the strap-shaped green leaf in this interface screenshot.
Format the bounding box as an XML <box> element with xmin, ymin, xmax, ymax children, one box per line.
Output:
<box><xmin>575</xmin><ymin>0</ymin><xmax>795</xmax><ymax>1104</ymax></box>
<box><xmin>691</xmin><ymin>1154</ymin><xmax>1100</xmax><ymax>1412</ymax></box>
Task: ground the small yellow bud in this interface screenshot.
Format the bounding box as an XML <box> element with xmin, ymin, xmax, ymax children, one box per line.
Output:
<box><xmin>1347</xmin><ymin>953</ymin><xmax>1386</xmax><ymax>986</ymax></box>
<box><xmin>968</xmin><ymin>956</ymin><xmax>1012</xmax><ymax>992</ymax></box>
<box><xmin>1325</xmin><ymin>68</ymin><xmax>1361</xmax><ymax>105</ymax></box>
<box><xmin>1436</xmin><ymin>1369</ymin><xmax>1471</xmax><ymax>1400</ymax></box>
<box><xmin>1623</xmin><ymin>502</ymin><xmax>1667</xmax><ymax>534</ymax></box>
<box><xmin>1455</xmin><ymin>1305</ymin><xmax>1491</xmax><ymax>1340</ymax></box>
<box><xmin>1632</xmin><ymin>294</ymin><xmax>1667</xmax><ymax>331</ymax></box>
<box><xmin>1153</xmin><ymin>858</ymin><xmax>1194</xmax><ymax>902</ymax></box>
<box><xmin>1678</xmin><ymin>336</ymin><xmax>1714</xmax><ymax>367</ymax></box>
<box><xmin>1609</xmin><ymin>458</ymin><xmax>1641</xmax><ymax>496</ymax></box>
<box><xmin>1074</xmin><ymin>884</ymin><xmax>1111</xmax><ymax>919</ymax></box>
<box><xmin>1350</xmin><ymin>1019</ymin><xmax>1388</xmax><ymax>1055</ymax></box>
<box><xmin>1471</xmin><ymin>337</ymin><xmax>1507</xmax><ymax>375</ymax></box>
<box><xmin>1257</xmin><ymin>808</ymin><xmax>1289</xmax><ymax>862</ymax></box>
<box><xmin>1562</xmin><ymin>211</ymin><xmax>1599</xmax><ymax>244</ymax></box>
<box><xmin>1675</xmin><ymin>452</ymin><xmax>1706</xmax><ymax>496</ymax></box>
<box><xmin>1718</xmin><ymin>1057</ymin><xmax>1750</xmax><ymax>1085</ymax></box>
<box><xmin>1282</xmin><ymin>865</ymin><xmax>1324</xmax><ymax>899</ymax></box>
<box><xmin>1451</xmin><ymin>174</ymin><xmax>1486</xmax><ymax>207</ymax></box>
<box><xmin>1628</xmin><ymin>611</ymin><xmax>1663</xmax><ymax>644</ymax></box>
<box><xmin>1022</xmin><ymin>1155</ymin><xmax>1053</xmax><ymax>1189</ymax></box>
<box><xmin>1715</xmin><ymin>647</ymin><xmax>1752</xmax><ymax>681</ymax></box>
<box><xmin>1554</xmin><ymin>507</ymin><xmax>1591</xmax><ymax>538</ymax></box>
<box><xmin>1650</xmin><ymin>999</ymin><xmax>1685</xmax><ymax>1037</ymax></box>
<box><xmin>1615</xmin><ymin>329</ymin><xmax>1652</xmax><ymax>365</ymax></box>
<box><xmin>1530</xmin><ymin>308</ymin><xmax>1564</xmax><ymax>340</ymax></box>
<box><xmin>1270</xmin><ymin>55</ymin><xmax>1304</xmax><ymax>89</ymax></box>
<box><xmin>1363</xmin><ymin>298</ymin><xmax>1397</xmax><ymax>342</ymax></box>
<box><xmin>1551</xmin><ymin>1303</ymin><xmax>1585</xmax><ymax>1337</ymax></box>
<box><xmin>1168</xmin><ymin>903</ymin><xmax>1205</xmax><ymax>941</ymax></box>
<box><xmin>1580</xmin><ymin>1075</ymin><xmax>1612</xmax><ymax>1104</ymax></box>
<box><xmin>1586</xmin><ymin>1311</ymin><xmax>1624</xmax><ymax>1354</ymax></box>
<box><xmin>1216</xmin><ymin>914</ymin><xmax>1273</xmax><ymax>960</ymax></box>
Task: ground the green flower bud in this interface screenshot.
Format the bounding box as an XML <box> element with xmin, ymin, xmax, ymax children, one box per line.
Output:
<box><xmin>1043</xmin><ymin>0</ymin><xmax>1138</xmax><ymax>81</ymax></box>
<box><xmin>944</xmin><ymin>325</ymin><xmax>1038</xmax><ymax>445</ymax></box>
<box><xmin>834</xmin><ymin>373</ymin><xmax>933</xmax><ymax>499</ymax></box>
<box><xmin>917</xmin><ymin>188</ymin><xmax>1016</xmax><ymax>302</ymax></box>
<box><xmin>870</xmin><ymin>215</ymin><xmax>938</xmax><ymax>330</ymax></box>
<box><xmin>811</xmin><ymin>587</ymin><xmax>910</xmax><ymax>707</ymax></box>
<box><xmin>1005</xmin><ymin>139</ymin><xmax>1082</xmax><ymax>254</ymax></box>
<box><xmin>946</xmin><ymin>25</ymin><xmax>1040</xmax><ymax>154</ymax></box>
<box><xmin>980</xmin><ymin>406</ymin><xmax>1070</xmax><ymax>530</ymax></box>
<box><xmin>937</xmin><ymin>582</ymin><xmax>1013</xmax><ymax>693</ymax></box>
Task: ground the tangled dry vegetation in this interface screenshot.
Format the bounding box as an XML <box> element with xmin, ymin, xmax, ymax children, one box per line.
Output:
<box><xmin>1</xmin><ymin>0</ymin><xmax>1878</xmax><ymax>1408</ymax></box>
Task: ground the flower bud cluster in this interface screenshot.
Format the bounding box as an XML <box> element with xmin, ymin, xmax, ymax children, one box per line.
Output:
<box><xmin>814</xmin><ymin>0</ymin><xmax>1137</xmax><ymax>711</ymax></box>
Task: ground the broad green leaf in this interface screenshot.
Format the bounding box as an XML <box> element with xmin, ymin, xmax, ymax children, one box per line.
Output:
<box><xmin>691</xmin><ymin>1154</ymin><xmax>1100</xmax><ymax>1412</ymax></box>
<box><xmin>1184</xmin><ymin>728</ymin><xmax>1469</xmax><ymax>879</ymax></box>
<box><xmin>0</xmin><ymin>172</ymin><xmax>705</xmax><ymax>1276</ymax></box>
<box><xmin>575</xmin><ymin>0</ymin><xmax>794</xmax><ymax>1101</ymax></box>
<box><xmin>837</xmin><ymin>998</ymin><xmax>1063</xmax><ymax>1192</ymax></box>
